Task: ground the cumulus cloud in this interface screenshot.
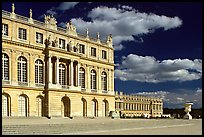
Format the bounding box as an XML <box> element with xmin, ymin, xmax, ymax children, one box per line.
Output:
<box><xmin>68</xmin><ymin>6</ymin><xmax>182</xmax><ymax>50</ymax></box>
<box><xmin>134</xmin><ymin>89</ymin><xmax>202</xmax><ymax>108</ymax></box>
<box><xmin>56</xmin><ymin>2</ymin><xmax>79</xmax><ymax>11</ymax></box>
<box><xmin>115</xmin><ymin>54</ymin><xmax>202</xmax><ymax>83</ymax></box>
<box><xmin>39</xmin><ymin>2</ymin><xmax>79</xmax><ymax>19</ymax></box>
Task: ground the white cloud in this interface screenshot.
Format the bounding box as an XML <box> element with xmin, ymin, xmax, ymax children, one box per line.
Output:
<box><xmin>115</xmin><ymin>54</ymin><xmax>202</xmax><ymax>83</ymax></box>
<box><xmin>56</xmin><ymin>2</ymin><xmax>79</xmax><ymax>11</ymax></box>
<box><xmin>68</xmin><ymin>6</ymin><xmax>182</xmax><ymax>50</ymax></box>
<box><xmin>113</xmin><ymin>44</ymin><xmax>125</xmax><ymax>51</ymax></box>
<box><xmin>39</xmin><ymin>2</ymin><xmax>79</xmax><ymax>19</ymax></box>
<box><xmin>134</xmin><ymin>88</ymin><xmax>202</xmax><ymax>108</ymax></box>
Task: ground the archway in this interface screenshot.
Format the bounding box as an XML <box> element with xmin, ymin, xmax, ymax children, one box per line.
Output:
<box><xmin>61</xmin><ymin>96</ymin><xmax>71</xmax><ymax>117</ymax></box>
<box><xmin>92</xmin><ymin>99</ymin><xmax>98</xmax><ymax>117</ymax></box>
<box><xmin>2</xmin><ymin>93</ymin><xmax>10</xmax><ymax>117</ymax></box>
<box><xmin>81</xmin><ymin>98</ymin><xmax>87</xmax><ymax>117</ymax></box>
<box><xmin>36</xmin><ymin>95</ymin><xmax>44</xmax><ymax>117</ymax></box>
<box><xmin>102</xmin><ymin>99</ymin><xmax>109</xmax><ymax>117</ymax></box>
<box><xmin>18</xmin><ymin>94</ymin><xmax>28</xmax><ymax>117</ymax></box>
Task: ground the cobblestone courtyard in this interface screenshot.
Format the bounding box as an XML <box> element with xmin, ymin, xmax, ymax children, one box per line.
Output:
<box><xmin>2</xmin><ymin>117</ymin><xmax>202</xmax><ymax>135</ymax></box>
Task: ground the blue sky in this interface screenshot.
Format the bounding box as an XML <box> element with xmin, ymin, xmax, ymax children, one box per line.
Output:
<box><xmin>2</xmin><ymin>2</ymin><xmax>202</xmax><ymax>108</ymax></box>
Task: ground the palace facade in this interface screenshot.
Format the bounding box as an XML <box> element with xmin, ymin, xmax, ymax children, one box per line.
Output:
<box><xmin>2</xmin><ymin>4</ymin><xmax>163</xmax><ymax>118</ymax></box>
<box><xmin>2</xmin><ymin>4</ymin><xmax>115</xmax><ymax>118</ymax></box>
<box><xmin>115</xmin><ymin>92</ymin><xmax>163</xmax><ymax>118</ymax></box>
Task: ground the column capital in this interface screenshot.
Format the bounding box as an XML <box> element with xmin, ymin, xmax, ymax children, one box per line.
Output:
<box><xmin>56</xmin><ymin>56</ymin><xmax>60</xmax><ymax>60</ymax></box>
<box><xmin>48</xmin><ymin>54</ymin><xmax>52</xmax><ymax>58</ymax></box>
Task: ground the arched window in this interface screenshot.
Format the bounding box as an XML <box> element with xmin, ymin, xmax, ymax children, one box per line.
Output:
<box><xmin>2</xmin><ymin>53</ymin><xmax>9</xmax><ymax>80</ymax></box>
<box><xmin>18</xmin><ymin>56</ymin><xmax>27</xmax><ymax>84</ymax></box>
<box><xmin>36</xmin><ymin>96</ymin><xmax>44</xmax><ymax>117</ymax></box>
<box><xmin>101</xmin><ymin>71</ymin><xmax>107</xmax><ymax>91</ymax></box>
<box><xmin>90</xmin><ymin>69</ymin><xmax>96</xmax><ymax>91</ymax></box>
<box><xmin>79</xmin><ymin>67</ymin><xmax>85</xmax><ymax>89</ymax></box>
<box><xmin>2</xmin><ymin>93</ymin><xmax>10</xmax><ymax>116</ymax></box>
<box><xmin>59</xmin><ymin>64</ymin><xmax>66</xmax><ymax>85</ymax></box>
<box><xmin>35</xmin><ymin>59</ymin><xmax>43</xmax><ymax>84</ymax></box>
<box><xmin>18</xmin><ymin>95</ymin><xmax>28</xmax><ymax>117</ymax></box>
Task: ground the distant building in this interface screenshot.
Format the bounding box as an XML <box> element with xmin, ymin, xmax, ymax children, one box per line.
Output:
<box><xmin>115</xmin><ymin>91</ymin><xmax>163</xmax><ymax>118</ymax></box>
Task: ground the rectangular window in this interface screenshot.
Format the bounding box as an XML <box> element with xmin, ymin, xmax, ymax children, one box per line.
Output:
<box><xmin>102</xmin><ymin>50</ymin><xmax>107</xmax><ymax>59</ymax></box>
<box><xmin>36</xmin><ymin>32</ymin><xmax>43</xmax><ymax>44</ymax></box>
<box><xmin>18</xmin><ymin>28</ymin><xmax>27</xmax><ymax>40</ymax></box>
<box><xmin>59</xmin><ymin>38</ymin><xmax>65</xmax><ymax>49</ymax></box>
<box><xmin>91</xmin><ymin>47</ymin><xmax>96</xmax><ymax>57</ymax></box>
<box><xmin>79</xmin><ymin>44</ymin><xmax>85</xmax><ymax>54</ymax></box>
<box><xmin>2</xmin><ymin>24</ymin><xmax>8</xmax><ymax>36</ymax></box>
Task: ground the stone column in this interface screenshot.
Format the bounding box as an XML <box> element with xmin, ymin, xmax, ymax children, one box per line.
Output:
<box><xmin>108</xmin><ymin>69</ymin><xmax>111</xmax><ymax>91</ymax></box>
<box><xmin>77</xmin><ymin>62</ymin><xmax>80</xmax><ymax>86</ymax></box>
<box><xmin>86</xmin><ymin>65</ymin><xmax>90</xmax><ymax>92</ymax></box>
<box><xmin>29</xmin><ymin>53</ymin><xmax>35</xmax><ymax>87</ymax></box>
<box><xmin>9</xmin><ymin>52</ymin><xmax>12</xmax><ymax>84</ymax></box>
<box><xmin>112</xmin><ymin>69</ymin><xmax>114</xmax><ymax>92</ymax></box>
<box><xmin>48</xmin><ymin>55</ymin><xmax>52</xmax><ymax>85</ymax></box>
<box><xmin>70</xmin><ymin>59</ymin><xmax>74</xmax><ymax>86</ymax></box>
<box><xmin>56</xmin><ymin>57</ymin><xmax>59</xmax><ymax>84</ymax></box>
<box><xmin>11</xmin><ymin>50</ymin><xmax>17</xmax><ymax>85</ymax></box>
<box><xmin>135</xmin><ymin>103</ymin><xmax>137</xmax><ymax>110</ymax></box>
<box><xmin>98</xmin><ymin>67</ymin><xmax>101</xmax><ymax>92</ymax></box>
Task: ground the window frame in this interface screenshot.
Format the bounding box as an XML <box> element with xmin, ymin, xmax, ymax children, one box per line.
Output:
<box><xmin>2</xmin><ymin>23</ymin><xmax>8</xmax><ymax>36</ymax></box>
<box><xmin>18</xmin><ymin>28</ymin><xmax>27</xmax><ymax>40</ymax></box>
<box><xmin>2</xmin><ymin>53</ymin><xmax>9</xmax><ymax>80</ymax></box>
<box><xmin>36</xmin><ymin>32</ymin><xmax>43</xmax><ymax>44</ymax></box>
<box><xmin>59</xmin><ymin>63</ymin><xmax>66</xmax><ymax>85</ymax></box>
<box><xmin>91</xmin><ymin>69</ymin><xmax>97</xmax><ymax>90</ymax></box>
<box><xmin>59</xmin><ymin>38</ymin><xmax>66</xmax><ymax>49</ymax></box>
<box><xmin>79</xmin><ymin>44</ymin><xmax>85</xmax><ymax>54</ymax></box>
<box><xmin>17</xmin><ymin>56</ymin><xmax>27</xmax><ymax>83</ymax></box>
<box><xmin>35</xmin><ymin>59</ymin><xmax>44</xmax><ymax>84</ymax></box>
<box><xmin>91</xmin><ymin>47</ymin><xmax>96</xmax><ymax>57</ymax></box>
<box><xmin>79</xmin><ymin>67</ymin><xmax>85</xmax><ymax>89</ymax></box>
<box><xmin>102</xmin><ymin>50</ymin><xmax>107</xmax><ymax>59</ymax></box>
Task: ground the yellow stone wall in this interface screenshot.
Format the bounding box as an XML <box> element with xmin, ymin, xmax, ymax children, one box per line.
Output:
<box><xmin>2</xmin><ymin>9</ymin><xmax>115</xmax><ymax>118</ymax></box>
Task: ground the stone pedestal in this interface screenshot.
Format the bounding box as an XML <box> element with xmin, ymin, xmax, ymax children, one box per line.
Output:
<box><xmin>183</xmin><ymin>102</ymin><xmax>193</xmax><ymax>119</ymax></box>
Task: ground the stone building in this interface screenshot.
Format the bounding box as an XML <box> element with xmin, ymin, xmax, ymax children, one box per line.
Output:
<box><xmin>2</xmin><ymin>4</ymin><xmax>115</xmax><ymax>118</ymax></box>
<box><xmin>115</xmin><ymin>91</ymin><xmax>163</xmax><ymax>118</ymax></box>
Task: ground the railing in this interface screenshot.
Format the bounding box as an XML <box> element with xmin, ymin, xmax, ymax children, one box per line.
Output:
<box><xmin>61</xmin><ymin>85</ymin><xmax>69</xmax><ymax>89</ymax></box>
<box><xmin>2</xmin><ymin>80</ymin><xmax>11</xmax><ymax>85</ymax></box>
<box><xmin>102</xmin><ymin>90</ymin><xmax>108</xmax><ymax>93</ymax></box>
<box><xmin>2</xmin><ymin>10</ymin><xmax>108</xmax><ymax>46</ymax></box>
<box><xmin>18</xmin><ymin>81</ymin><xmax>28</xmax><ymax>86</ymax></box>
<box><xmin>91</xmin><ymin>89</ymin><xmax>97</xmax><ymax>92</ymax></box>
<box><xmin>35</xmin><ymin>83</ymin><xmax>45</xmax><ymax>87</ymax></box>
<box><xmin>16</xmin><ymin>14</ymin><xmax>28</xmax><ymax>22</ymax></box>
<box><xmin>2</xmin><ymin>10</ymin><xmax>10</xmax><ymax>17</ymax></box>
<box><xmin>57</xmin><ymin>27</ymin><xmax>66</xmax><ymax>33</ymax></box>
<box><xmin>33</xmin><ymin>19</ymin><xmax>44</xmax><ymax>26</ymax></box>
<box><xmin>77</xmin><ymin>33</ymin><xmax>87</xmax><ymax>39</ymax></box>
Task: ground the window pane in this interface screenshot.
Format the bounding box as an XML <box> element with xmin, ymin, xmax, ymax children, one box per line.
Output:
<box><xmin>2</xmin><ymin>24</ymin><xmax>8</xmax><ymax>36</ymax></box>
<box><xmin>2</xmin><ymin>53</ymin><xmax>9</xmax><ymax>80</ymax></box>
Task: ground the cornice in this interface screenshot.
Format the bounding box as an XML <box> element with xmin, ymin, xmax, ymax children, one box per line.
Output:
<box><xmin>2</xmin><ymin>15</ymin><xmax>114</xmax><ymax>50</ymax></box>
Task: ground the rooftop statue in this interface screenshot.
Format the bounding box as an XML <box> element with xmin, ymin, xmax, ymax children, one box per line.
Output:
<box><xmin>52</xmin><ymin>37</ymin><xmax>58</xmax><ymax>47</ymax></box>
<box><xmin>44</xmin><ymin>35</ymin><xmax>51</xmax><ymax>47</ymax></box>
<box><xmin>67</xmin><ymin>21</ymin><xmax>76</xmax><ymax>32</ymax></box>
<box><xmin>12</xmin><ymin>3</ymin><xmax>15</xmax><ymax>13</ymax></box>
<box><xmin>44</xmin><ymin>14</ymin><xmax>57</xmax><ymax>25</ymax></box>
<box><xmin>44</xmin><ymin>14</ymin><xmax>57</xmax><ymax>30</ymax></box>
<box><xmin>29</xmin><ymin>9</ymin><xmax>32</xmax><ymax>18</ymax></box>
<box><xmin>107</xmin><ymin>34</ymin><xmax>112</xmax><ymax>43</ymax></box>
